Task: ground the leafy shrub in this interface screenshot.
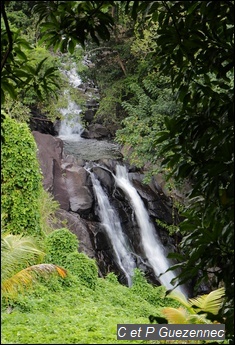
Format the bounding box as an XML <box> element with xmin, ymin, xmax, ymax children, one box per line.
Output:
<box><xmin>45</xmin><ymin>228</ymin><xmax>78</xmax><ymax>266</ymax></box>
<box><xmin>1</xmin><ymin>115</ymin><xmax>43</xmax><ymax>236</ymax></box>
<box><xmin>64</xmin><ymin>252</ymin><xmax>98</xmax><ymax>290</ymax></box>
<box><xmin>38</xmin><ymin>189</ymin><xmax>60</xmax><ymax>235</ymax></box>
<box><xmin>105</xmin><ymin>272</ymin><xmax>119</xmax><ymax>285</ymax></box>
<box><xmin>130</xmin><ymin>268</ymin><xmax>179</xmax><ymax>308</ymax></box>
<box><xmin>2</xmin><ymin>294</ymin><xmax>35</xmax><ymax>313</ymax></box>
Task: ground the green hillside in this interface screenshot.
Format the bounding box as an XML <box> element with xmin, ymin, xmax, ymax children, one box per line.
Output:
<box><xmin>1</xmin><ymin>271</ymin><xmax>178</xmax><ymax>344</ymax></box>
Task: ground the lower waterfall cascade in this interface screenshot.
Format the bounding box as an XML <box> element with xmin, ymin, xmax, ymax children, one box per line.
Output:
<box><xmin>114</xmin><ymin>164</ymin><xmax>187</xmax><ymax>295</ymax></box>
<box><xmin>89</xmin><ymin>170</ymin><xmax>136</xmax><ymax>287</ymax></box>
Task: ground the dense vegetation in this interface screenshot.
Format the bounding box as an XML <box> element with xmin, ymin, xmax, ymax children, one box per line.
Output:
<box><xmin>1</xmin><ymin>115</ymin><xmax>43</xmax><ymax>236</ymax></box>
<box><xmin>1</xmin><ymin>1</ymin><xmax>234</xmax><ymax>343</ymax></box>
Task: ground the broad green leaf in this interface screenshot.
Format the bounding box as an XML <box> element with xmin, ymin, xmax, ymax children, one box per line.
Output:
<box><xmin>35</xmin><ymin>57</ymin><xmax>48</xmax><ymax>75</ymax></box>
<box><xmin>1</xmin><ymin>82</ymin><xmax>17</xmax><ymax>99</ymax></box>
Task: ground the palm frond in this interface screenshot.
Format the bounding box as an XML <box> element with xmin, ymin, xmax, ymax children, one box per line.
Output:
<box><xmin>188</xmin><ymin>313</ymin><xmax>212</xmax><ymax>324</ymax></box>
<box><xmin>1</xmin><ymin>263</ymin><xmax>67</xmax><ymax>297</ymax></box>
<box><xmin>1</xmin><ymin>233</ymin><xmax>45</xmax><ymax>280</ymax></box>
<box><xmin>166</xmin><ymin>290</ymin><xmax>194</xmax><ymax>312</ymax></box>
<box><xmin>188</xmin><ymin>287</ymin><xmax>225</xmax><ymax>315</ymax></box>
<box><xmin>161</xmin><ymin>307</ymin><xmax>189</xmax><ymax>324</ymax></box>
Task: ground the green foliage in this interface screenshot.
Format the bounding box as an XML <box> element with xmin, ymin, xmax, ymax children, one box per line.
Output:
<box><xmin>1</xmin><ymin>273</ymin><xmax>181</xmax><ymax>344</ymax></box>
<box><xmin>64</xmin><ymin>252</ymin><xmax>98</xmax><ymax>290</ymax></box>
<box><xmin>2</xmin><ymin>95</ymin><xmax>31</xmax><ymax>123</ymax></box>
<box><xmin>38</xmin><ymin>189</ymin><xmax>60</xmax><ymax>235</ymax></box>
<box><xmin>130</xmin><ymin>269</ymin><xmax>179</xmax><ymax>309</ymax></box>
<box><xmin>105</xmin><ymin>272</ymin><xmax>119</xmax><ymax>284</ymax></box>
<box><xmin>116</xmin><ymin>73</ymin><xmax>179</xmax><ymax>170</ymax></box>
<box><xmin>1</xmin><ymin>232</ymin><xmax>67</xmax><ymax>299</ymax></box>
<box><xmin>161</xmin><ymin>288</ymin><xmax>226</xmax><ymax>325</ymax></box>
<box><xmin>157</xmin><ymin>1</ymin><xmax>234</xmax><ymax>291</ymax></box>
<box><xmin>125</xmin><ymin>2</ymin><xmax>234</xmax><ymax>338</ymax></box>
<box><xmin>45</xmin><ymin>228</ymin><xmax>98</xmax><ymax>289</ymax></box>
<box><xmin>18</xmin><ymin>45</ymin><xmax>62</xmax><ymax>106</ymax></box>
<box><xmin>3</xmin><ymin>1</ymin><xmax>37</xmax><ymax>33</ymax></box>
<box><xmin>1</xmin><ymin>233</ymin><xmax>44</xmax><ymax>282</ymax></box>
<box><xmin>45</xmin><ymin>228</ymin><xmax>78</xmax><ymax>266</ymax></box>
<box><xmin>1</xmin><ymin>115</ymin><xmax>43</xmax><ymax>236</ymax></box>
<box><xmin>1</xmin><ymin>27</ymin><xmax>61</xmax><ymax>106</ymax></box>
<box><xmin>33</xmin><ymin>1</ymin><xmax>115</xmax><ymax>51</ymax></box>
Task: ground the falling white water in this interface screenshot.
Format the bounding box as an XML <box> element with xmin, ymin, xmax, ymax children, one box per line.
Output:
<box><xmin>62</xmin><ymin>65</ymin><xmax>83</xmax><ymax>88</ymax></box>
<box><xmin>115</xmin><ymin>164</ymin><xmax>186</xmax><ymax>295</ymax></box>
<box><xmin>58</xmin><ymin>94</ymin><xmax>83</xmax><ymax>141</ymax></box>
<box><xmin>90</xmin><ymin>172</ymin><xmax>136</xmax><ymax>286</ymax></box>
<box><xmin>58</xmin><ymin>65</ymin><xmax>84</xmax><ymax>141</ymax></box>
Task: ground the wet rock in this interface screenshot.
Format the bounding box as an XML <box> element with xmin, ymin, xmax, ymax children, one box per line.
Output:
<box><xmin>91</xmin><ymin>166</ymin><xmax>114</xmax><ymax>193</ymax></box>
<box><xmin>81</xmin><ymin>123</ymin><xmax>110</xmax><ymax>140</ymax></box>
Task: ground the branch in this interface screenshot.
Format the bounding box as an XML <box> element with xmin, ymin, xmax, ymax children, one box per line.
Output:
<box><xmin>85</xmin><ymin>46</ymin><xmax>111</xmax><ymax>56</ymax></box>
<box><xmin>30</xmin><ymin>117</ymin><xmax>53</xmax><ymax>122</ymax></box>
<box><xmin>116</xmin><ymin>53</ymin><xmax>127</xmax><ymax>76</ymax></box>
<box><xmin>1</xmin><ymin>1</ymin><xmax>13</xmax><ymax>72</ymax></box>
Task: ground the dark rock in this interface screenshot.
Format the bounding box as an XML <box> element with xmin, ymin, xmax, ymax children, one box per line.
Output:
<box><xmin>54</xmin><ymin>209</ymin><xmax>95</xmax><ymax>258</ymax></box>
<box><xmin>53</xmin><ymin>159</ymin><xmax>70</xmax><ymax>211</ymax></box>
<box><xmin>92</xmin><ymin>167</ymin><xmax>114</xmax><ymax>193</ymax></box>
<box><xmin>29</xmin><ymin>107</ymin><xmax>57</xmax><ymax>135</ymax></box>
<box><xmin>84</xmin><ymin>109</ymin><xmax>96</xmax><ymax>123</ymax></box>
<box><xmin>132</xmin><ymin>179</ymin><xmax>173</xmax><ymax>224</ymax></box>
<box><xmin>64</xmin><ymin>165</ymin><xmax>93</xmax><ymax>214</ymax></box>
<box><xmin>81</xmin><ymin>124</ymin><xmax>110</xmax><ymax>139</ymax></box>
<box><xmin>32</xmin><ymin>131</ymin><xmax>70</xmax><ymax>210</ymax></box>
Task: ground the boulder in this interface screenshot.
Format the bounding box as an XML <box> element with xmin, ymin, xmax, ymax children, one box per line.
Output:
<box><xmin>92</xmin><ymin>166</ymin><xmax>114</xmax><ymax>192</ymax></box>
<box><xmin>81</xmin><ymin>124</ymin><xmax>110</xmax><ymax>139</ymax></box>
<box><xmin>54</xmin><ymin>209</ymin><xmax>95</xmax><ymax>258</ymax></box>
<box><xmin>32</xmin><ymin>131</ymin><xmax>70</xmax><ymax>210</ymax></box>
<box><xmin>29</xmin><ymin>107</ymin><xmax>57</xmax><ymax>135</ymax></box>
<box><xmin>132</xmin><ymin>179</ymin><xmax>173</xmax><ymax>224</ymax></box>
<box><xmin>64</xmin><ymin>166</ymin><xmax>93</xmax><ymax>214</ymax></box>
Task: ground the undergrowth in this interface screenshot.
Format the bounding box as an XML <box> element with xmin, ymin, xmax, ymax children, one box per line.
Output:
<box><xmin>1</xmin><ymin>271</ymin><xmax>177</xmax><ymax>344</ymax></box>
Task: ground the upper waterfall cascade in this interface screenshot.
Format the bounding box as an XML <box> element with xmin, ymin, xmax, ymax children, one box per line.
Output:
<box><xmin>58</xmin><ymin>66</ymin><xmax>84</xmax><ymax>141</ymax></box>
<box><xmin>57</xmin><ymin>66</ymin><xmax>122</xmax><ymax>160</ymax></box>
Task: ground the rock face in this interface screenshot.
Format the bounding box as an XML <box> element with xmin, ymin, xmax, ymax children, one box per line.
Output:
<box><xmin>33</xmin><ymin>131</ymin><xmax>181</xmax><ymax>287</ymax></box>
<box><xmin>64</xmin><ymin>166</ymin><xmax>93</xmax><ymax>215</ymax></box>
<box><xmin>32</xmin><ymin>131</ymin><xmax>70</xmax><ymax>211</ymax></box>
<box><xmin>29</xmin><ymin>106</ymin><xmax>58</xmax><ymax>135</ymax></box>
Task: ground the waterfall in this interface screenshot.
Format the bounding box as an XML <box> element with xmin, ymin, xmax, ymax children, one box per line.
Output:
<box><xmin>90</xmin><ymin>171</ymin><xmax>136</xmax><ymax>287</ymax></box>
<box><xmin>115</xmin><ymin>164</ymin><xmax>186</xmax><ymax>295</ymax></box>
<box><xmin>56</xmin><ymin>64</ymin><xmax>187</xmax><ymax>294</ymax></box>
<box><xmin>58</xmin><ymin>65</ymin><xmax>84</xmax><ymax>141</ymax></box>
